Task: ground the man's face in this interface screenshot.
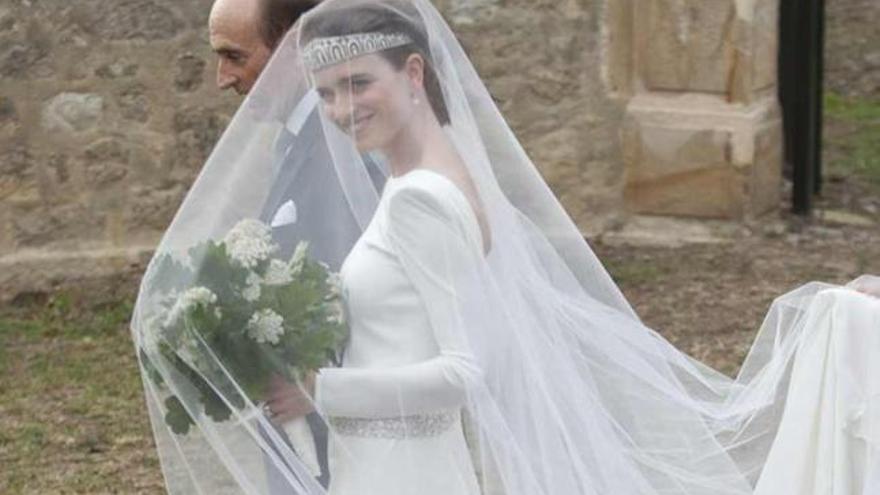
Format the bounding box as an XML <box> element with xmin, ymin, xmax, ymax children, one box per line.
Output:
<box><xmin>209</xmin><ymin>1</ymin><xmax>272</xmax><ymax>95</ymax></box>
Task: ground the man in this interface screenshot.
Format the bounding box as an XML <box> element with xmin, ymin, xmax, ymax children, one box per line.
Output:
<box><xmin>208</xmin><ymin>0</ymin><xmax>365</xmax><ymax>490</ymax></box>
<box><xmin>209</xmin><ymin>0</ymin><xmax>385</xmax><ymax>265</ymax></box>
<box><xmin>210</xmin><ymin>0</ymin><xmax>317</xmax><ymax>95</ymax></box>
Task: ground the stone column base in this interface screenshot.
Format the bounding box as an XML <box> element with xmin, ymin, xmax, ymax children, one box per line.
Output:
<box><xmin>622</xmin><ymin>93</ymin><xmax>782</xmax><ymax>219</ymax></box>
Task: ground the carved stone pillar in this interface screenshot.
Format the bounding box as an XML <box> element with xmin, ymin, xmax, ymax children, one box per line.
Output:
<box><xmin>608</xmin><ymin>0</ymin><xmax>782</xmax><ymax>218</ymax></box>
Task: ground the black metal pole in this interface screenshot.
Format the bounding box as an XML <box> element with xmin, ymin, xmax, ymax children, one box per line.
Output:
<box><xmin>785</xmin><ymin>0</ymin><xmax>825</xmax><ymax>215</ymax></box>
<box><xmin>787</xmin><ymin>0</ymin><xmax>812</xmax><ymax>215</ymax></box>
<box><xmin>808</xmin><ymin>0</ymin><xmax>825</xmax><ymax>196</ymax></box>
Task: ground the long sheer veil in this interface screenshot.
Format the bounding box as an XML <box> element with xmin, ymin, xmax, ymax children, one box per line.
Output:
<box><xmin>131</xmin><ymin>1</ymin><xmax>879</xmax><ymax>493</ymax></box>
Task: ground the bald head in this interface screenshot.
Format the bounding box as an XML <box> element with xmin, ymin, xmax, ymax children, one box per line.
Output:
<box><xmin>210</xmin><ymin>0</ymin><xmax>260</xmax><ymax>23</ymax></box>
<box><xmin>209</xmin><ymin>0</ymin><xmax>319</xmax><ymax>95</ymax></box>
<box><xmin>209</xmin><ymin>0</ymin><xmax>271</xmax><ymax>95</ymax></box>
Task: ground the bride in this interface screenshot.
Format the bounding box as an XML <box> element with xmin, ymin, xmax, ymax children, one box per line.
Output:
<box><xmin>132</xmin><ymin>0</ymin><xmax>880</xmax><ymax>494</ymax></box>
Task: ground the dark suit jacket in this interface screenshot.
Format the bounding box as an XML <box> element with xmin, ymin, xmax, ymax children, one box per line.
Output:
<box><xmin>259</xmin><ymin>109</ymin><xmax>386</xmax><ymax>270</ymax></box>
<box><xmin>259</xmin><ymin>105</ymin><xmax>385</xmax><ymax>491</ymax></box>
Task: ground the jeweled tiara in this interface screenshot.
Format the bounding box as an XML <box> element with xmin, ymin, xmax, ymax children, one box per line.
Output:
<box><xmin>302</xmin><ymin>32</ymin><xmax>413</xmax><ymax>71</ymax></box>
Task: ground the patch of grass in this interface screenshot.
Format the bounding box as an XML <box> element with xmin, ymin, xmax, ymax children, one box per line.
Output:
<box><xmin>0</xmin><ymin>292</ymin><xmax>162</xmax><ymax>494</ymax></box>
<box><xmin>0</xmin><ymin>293</ymin><xmax>134</xmax><ymax>340</ymax></box>
<box><xmin>19</xmin><ymin>423</ymin><xmax>46</xmax><ymax>451</ymax></box>
<box><xmin>824</xmin><ymin>92</ymin><xmax>880</xmax><ymax>184</ymax></box>
<box><xmin>604</xmin><ymin>256</ymin><xmax>667</xmax><ymax>287</ymax></box>
<box><xmin>826</xmin><ymin>92</ymin><xmax>880</xmax><ymax>121</ymax></box>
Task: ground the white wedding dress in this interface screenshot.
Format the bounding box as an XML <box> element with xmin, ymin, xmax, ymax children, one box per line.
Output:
<box><xmin>754</xmin><ymin>285</ymin><xmax>880</xmax><ymax>494</ymax></box>
<box><xmin>314</xmin><ymin>169</ymin><xmax>484</xmax><ymax>495</ymax></box>
<box><xmin>313</xmin><ymin>169</ymin><xmax>880</xmax><ymax>495</ymax></box>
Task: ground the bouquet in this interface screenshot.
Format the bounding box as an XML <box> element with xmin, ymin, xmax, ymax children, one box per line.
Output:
<box><xmin>138</xmin><ymin>219</ymin><xmax>347</xmax><ymax>474</ymax></box>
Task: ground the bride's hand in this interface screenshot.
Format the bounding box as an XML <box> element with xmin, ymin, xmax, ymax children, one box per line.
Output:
<box><xmin>266</xmin><ymin>372</ymin><xmax>316</xmax><ymax>423</ymax></box>
<box><xmin>847</xmin><ymin>275</ymin><xmax>880</xmax><ymax>299</ymax></box>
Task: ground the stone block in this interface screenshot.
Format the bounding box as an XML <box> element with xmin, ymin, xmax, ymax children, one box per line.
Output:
<box><xmin>0</xmin><ymin>41</ymin><xmax>48</xmax><ymax>78</ymax></box>
<box><xmin>118</xmin><ymin>84</ymin><xmax>150</xmax><ymax>123</ymax></box>
<box><xmin>0</xmin><ymin>15</ymin><xmax>53</xmax><ymax>79</ymax></box>
<box><xmin>0</xmin><ymin>7</ymin><xmax>14</xmax><ymax>33</ymax></box>
<box><xmin>174</xmin><ymin>53</ymin><xmax>206</xmax><ymax>92</ymax></box>
<box><xmin>0</xmin><ymin>96</ymin><xmax>16</xmax><ymax>122</ymax></box>
<box><xmin>623</xmin><ymin>122</ymin><xmax>732</xmax><ymax>184</ymax></box>
<box><xmin>37</xmin><ymin>154</ymin><xmax>78</xmax><ymax>205</ymax></box>
<box><xmin>0</xmin><ymin>96</ymin><xmax>17</xmax><ymax>140</ymax></box>
<box><xmin>623</xmin><ymin>94</ymin><xmax>782</xmax><ymax>219</ymax></box>
<box><xmin>639</xmin><ymin>0</ymin><xmax>737</xmax><ymax>94</ymax></box>
<box><xmin>750</xmin><ymin>0</ymin><xmax>778</xmax><ymax>91</ymax></box>
<box><xmin>445</xmin><ymin>0</ymin><xmax>501</xmax><ymax>26</ymax></box>
<box><xmin>625</xmin><ymin>0</ymin><xmax>779</xmax><ymax>103</ymax></box>
<box><xmin>42</xmin><ymin>93</ymin><xmax>103</xmax><ymax>133</ymax></box>
<box><xmin>94</xmin><ymin>60</ymin><xmax>139</xmax><ymax>79</ymax></box>
<box><xmin>0</xmin><ymin>146</ymin><xmax>39</xmax><ymax>207</ymax></box>
<box><xmin>169</xmin><ymin>106</ymin><xmax>228</xmax><ymax>174</ymax></box>
<box><xmin>747</xmin><ymin>121</ymin><xmax>782</xmax><ymax>215</ymax></box>
<box><xmin>602</xmin><ymin>0</ymin><xmax>636</xmax><ymax>96</ymax></box>
<box><xmin>625</xmin><ymin>165</ymin><xmax>746</xmax><ymax>218</ymax></box>
<box><xmin>124</xmin><ymin>185</ymin><xmax>185</xmax><ymax>233</ymax></box>
<box><xmin>81</xmin><ymin>137</ymin><xmax>160</xmax><ymax>189</ymax></box>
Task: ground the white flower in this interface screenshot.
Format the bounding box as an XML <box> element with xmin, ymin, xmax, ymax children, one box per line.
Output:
<box><xmin>140</xmin><ymin>314</ymin><xmax>164</xmax><ymax>351</ymax></box>
<box><xmin>242</xmin><ymin>272</ymin><xmax>262</xmax><ymax>302</ymax></box>
<box><xmin>178</xmin><ymin>332</ymin><xmax>202</xmax><ymax>363</ymax></box>
<box><xmin>247</xmin><ymin>309</ymin><xmax>285</xmax><ymax>345</ymax></box>
<box><xmin>223</xmin><ymin>219</ymin><xmax>277</xmax><ymax>269</ymax></box>
<box><xmin>326</xmin><ymin>299</ymin><xmax>346</xmax><ymax>325</ymax></box>
<box><xmin>325</xmin><ymin>271</ymin><xmax>343</xmax><ymax>298</ymax></box>
<box><xmin>164</xmin><ymin>287</ymin><xmax>217</xmax><ymax>327</ymax></box>
<box><xmin>289</xmin><ymin>241</ymin><xmax>309</xmax><ymax>275</ymax></box>
<box><xmin>264</xmin><ymin>259</ymin><xmax>293</xmax><ymax>286</ymax></box>
<box><xmin>186</xmin><ymin>287</ymin><xmax>217</xmax><ymax>305</ymax></box>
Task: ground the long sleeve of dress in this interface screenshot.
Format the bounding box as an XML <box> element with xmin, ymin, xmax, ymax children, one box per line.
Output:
<box><xmin>315</xmin><ymin>179</ymin><xmax>486</xmax><ymax>419</ymax></box>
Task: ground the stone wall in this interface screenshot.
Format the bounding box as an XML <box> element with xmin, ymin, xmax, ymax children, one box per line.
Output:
<box><xmin>0</xmin><ymin>0</ymin><xmax>239</xmax><ymax>300</ymax></box>
<box><xmin>3</xmin><ymin>0</ymin><xmax>870</xmax><ymax>302</ymax></box>
<box><xmin>1</xmin><ymin>0</ymin><xmax>796</xmax><ymax>301</ymax></box>
<box><xmin>2</xmin><ymin>0</ymin><xmax>633</xmax><ymax>301</ymax></box>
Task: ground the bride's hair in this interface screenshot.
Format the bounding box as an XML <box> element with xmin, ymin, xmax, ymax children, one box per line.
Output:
<box><xmin>301</xmin><ymin>1</ymin><xmax>451</xmax><ymax>125</ymax></box>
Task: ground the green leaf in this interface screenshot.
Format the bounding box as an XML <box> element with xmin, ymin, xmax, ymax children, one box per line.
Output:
<box><xmin>202</xmin><ymin>391</ymin><xmax>233</xmax><ymax>423</ymax></box>
<box><xmin>148</xmin><ymin>253</ymin><xmax>194</xmax><ymax>296</ymax></box>
<box><xmin>164</xmin><ymin>396</ymin><xmax>194</xmax><ymax>435</ymax></box>
<box><xmin>139</xmin><ymin>348</ymin><xmax>165</xmax><ymax>387</ymax></box>
<box><xmin>190</xmin><ymin>242</ymin><xmax>250</xmax><ymax>302</ymax></box>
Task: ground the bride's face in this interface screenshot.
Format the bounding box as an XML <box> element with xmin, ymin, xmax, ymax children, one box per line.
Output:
<box><xmin>313</xmin><ymin>53</ymin><xmax>419</xmax><ymax>152</ymax></box>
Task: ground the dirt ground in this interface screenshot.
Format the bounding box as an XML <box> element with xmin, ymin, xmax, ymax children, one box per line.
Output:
<box><xmin>596</xmin><ymin>199</ymin><xmax>879</xmax><ymax>376</ymax></box>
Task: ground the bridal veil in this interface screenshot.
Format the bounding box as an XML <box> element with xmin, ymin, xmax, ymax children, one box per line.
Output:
<box><xmin>131</xmin><ymin>0</ymin><xmax>880</xmax><ymax>493</ymax></box>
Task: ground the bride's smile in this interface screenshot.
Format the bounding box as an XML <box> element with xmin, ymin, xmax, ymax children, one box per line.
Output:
<box><xmin>348</xmin><ymin>112</ymin><xmax>374</xmax><ymax>133</ymax></box>
<box><xmin>313</xmin><ymin>53</ymin><xmax>420</xmax><ymax>153</ymax></box>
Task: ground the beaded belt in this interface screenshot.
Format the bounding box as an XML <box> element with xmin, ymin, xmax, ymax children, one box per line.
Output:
<box><xmin>328</xmin><ymin>411</ymin><xmax>458</xmax><ymax>439</ymax></box>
